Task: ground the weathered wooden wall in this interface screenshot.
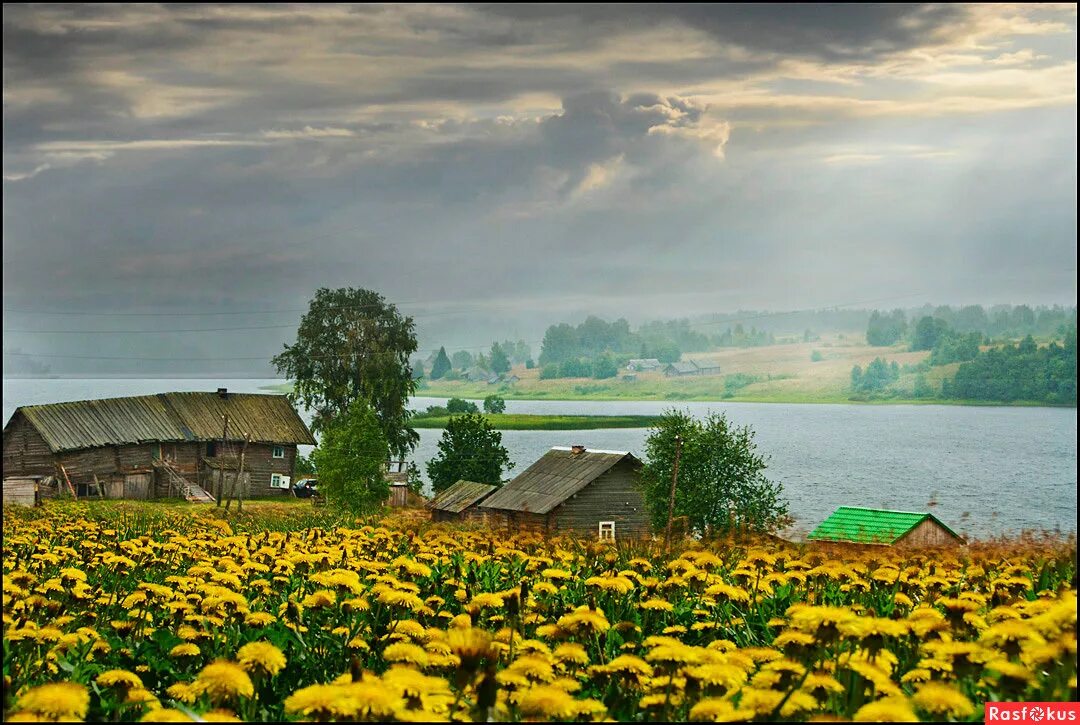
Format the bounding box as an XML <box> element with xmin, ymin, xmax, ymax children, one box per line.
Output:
<box><xmin>897</xmin><ymin>519</ymin><xmax>961</xmax><ymax>547</ymax></box>
<box><xmin>2</xmin><ymin>414</ymin><xmax>55</xmax><ymax>478</ymax></box>
<box><xmin>3</xmin><ymin>477</ymin><xmax>38</xmax><ymax>506</ymax></box>
<box><xmin>550</xmin><ymin>458</ymin><xmax>650</xmax><ymax>540</ymax></box>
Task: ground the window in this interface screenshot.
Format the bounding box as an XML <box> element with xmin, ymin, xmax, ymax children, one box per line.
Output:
<box><xmin>270</xmin><ymin>474</ymin><xmax>291</xmax><ymax>489</ymax></box>
<box><xmin>205</xmin><ymin>442</ymin><xmax>216</xmax><ymax>457</ymax></box>
<box><xmin>272</xmin><ymin>445</ymin><xmax>285</xmax><ymax>459</ymax></box>
<box><xmin>151</xmin><ymin>443</ymin><xmax>162</xmax><ymax>460</ymax></box>
<box><xmin>599</xmin><ymin>521</ymin><xmax>616</xmax><ymax>541</ymax></box>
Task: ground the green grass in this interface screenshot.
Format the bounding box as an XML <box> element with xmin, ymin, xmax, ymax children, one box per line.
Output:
<box><xmin>410</xmin><ymin>413</ymin><xmax>663</xmax><ymax>429</ymax></box>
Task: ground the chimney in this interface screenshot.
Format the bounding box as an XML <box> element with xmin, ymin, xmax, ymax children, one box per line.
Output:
<box><xmin>571</xmin><ymin>445</ymin><xmax>586</xmax><ymax>455</ymax></box>
<box><xmin>217</xmin><ymin>387</ymin><xmax>229</xmax><ymax>399</ymax></box>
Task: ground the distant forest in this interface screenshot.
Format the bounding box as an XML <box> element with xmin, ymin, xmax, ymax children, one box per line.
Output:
<box><xmin>855</xmin><ymin>304</ymin><xmax>1077</xmax><ymax>405</ymax></box>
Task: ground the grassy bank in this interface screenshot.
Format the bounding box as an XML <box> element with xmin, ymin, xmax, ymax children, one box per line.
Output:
<box><xmin>410</xmin><ymin>413</ymin><xmax>663</xmax><ymax>429</ymax></box>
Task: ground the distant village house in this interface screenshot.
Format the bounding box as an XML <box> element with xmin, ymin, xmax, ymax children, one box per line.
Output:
<box><xmin>626</xmin><ymin>358</ymin><xmax>662</xmax><ymax>372</ymax></box>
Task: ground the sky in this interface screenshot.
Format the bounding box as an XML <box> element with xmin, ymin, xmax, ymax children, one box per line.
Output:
<box><xmin>2</xmin><ymin>4</ymin><xmax>1077</xmax><ymax>373</ymax></box>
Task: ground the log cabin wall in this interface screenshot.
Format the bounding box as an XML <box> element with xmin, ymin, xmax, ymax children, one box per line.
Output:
<box><xmin>897</xmin><ymin>518</ymin><xmax>962</xmax><ymax>547</ymax></box>
<box><xmin>2</xmin><ymin>413</ymin><xmax>54</xmax><ymax>478</ymax></box>
<box><xmin>549</xmin><ymin>458</ymin><xmax>650</xmax><ymax>540</ymax></box>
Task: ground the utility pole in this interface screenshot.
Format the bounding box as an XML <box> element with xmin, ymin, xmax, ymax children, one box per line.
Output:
<box><xmin>664</xmin><ymin>434</ymin><xmax>682</xmax><ymax>548</ymax></box>
<box><xmin>215</xmin><ymin>415</ymin><xmax>229</xmax><ymax>507</ymax></box>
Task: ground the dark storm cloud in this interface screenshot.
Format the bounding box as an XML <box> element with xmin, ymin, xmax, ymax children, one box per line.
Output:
<box><xmin>479</xmin><ymin>4</ymin><xmax>965</xmax><ymax>61</ymax></box>
<box><xmin>2</xmin><ymin>4</ymin><xmax>1076</xmax><ymax>371</ymax></box>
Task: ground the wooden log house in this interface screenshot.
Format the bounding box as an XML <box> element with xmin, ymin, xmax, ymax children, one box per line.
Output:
<box><xmin>2</xmin><ymin>389</ymin><xmax>315</xmax><ymax>502</ymax></box>
<box><xmin>479</xmin><ymin>446</ymin><xmax>650</xmax><ymax>540</ymax></box>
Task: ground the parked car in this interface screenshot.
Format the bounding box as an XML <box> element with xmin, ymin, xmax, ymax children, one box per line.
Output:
<box><xmin>292</xmin><ymin>478</ymin><xmax>319</xmax><ymax>498</ymax></box>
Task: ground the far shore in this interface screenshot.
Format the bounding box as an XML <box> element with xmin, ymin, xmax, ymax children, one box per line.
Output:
<box><xmin>261</xmin><ymin>381</ymin><xmax>1069</xmax><ymax>409</ymax></box>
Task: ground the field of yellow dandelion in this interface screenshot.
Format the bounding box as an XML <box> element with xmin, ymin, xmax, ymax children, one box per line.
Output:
<box><xmin>3</xmin><ymin>501</ymin><xmax>1076</xmax><ymax>722</ymax></box>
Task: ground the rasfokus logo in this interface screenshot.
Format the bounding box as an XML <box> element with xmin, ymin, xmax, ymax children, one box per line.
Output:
<box><xmin>986</xmin><ymin>703</ymin><xmax>1080</xmax><ymax>723</ymax></box>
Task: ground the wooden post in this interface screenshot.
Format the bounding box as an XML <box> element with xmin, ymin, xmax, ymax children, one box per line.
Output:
<box><xmin>58</xmin><ymin>463</ymin><xmax>77</xmax><ymax>500</ymax></box>
<box><xmin>664</xmin><ymin>435</ymin><xmax>682</xmax><ymax>548</ymax></box>
<box><xmin>215</xmin><ymin>415</ymin><xmax>229</xmax><ymax>507</ymax></box>
<box><xmin>225</xmin><ymin>434</ymin><xmax>249</xmax><ymax>512</ymax></box>
<box><xmin>93</xmin><ymin>473</ymin><xmax>105</xmax><ymax>500</ymax></box>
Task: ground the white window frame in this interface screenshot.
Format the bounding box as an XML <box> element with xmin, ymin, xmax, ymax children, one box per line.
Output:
<box><xmin>599</xmin><ymin>521</ymin><xmax>616</xmax><ymax>541</ymax></box>
<box><xmin>271</xmin><ymin>473</ymin><xmax>291</xmax><ymax>489</ymax></box>
<box><xmin>272</xmin><ymin>445</ymin><xmax>286</xmax><ymax>459</ymax></box>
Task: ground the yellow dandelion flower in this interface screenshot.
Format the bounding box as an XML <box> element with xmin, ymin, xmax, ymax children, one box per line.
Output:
<box><xmin>912</xmin><ymin>681</ymin><xmax>975</xmax><ymax>718</ymax></box>
<box><xmin>170</xmin><ymin>643</ymin><xmax>201</xmax><ymax>658</ymax></box>
<box><xmin>853</xmin><ymin>696</ymin><xmax>919</xmax><ymax>722</ymax></box>
<box><xmin>15</xmin><ymin>682</ymin><xmax>90</xmax><ymax>721</ymax></box>
<box><xmin>689</xmin><ymin>697</ymin><xmax>755</xmax><ymax>722</ymax></box>
<box><xmin>140</xmin><ymin>708</ymin><xmax>194</xmax><ymax>722</ymax></box>
<box><xmin>517</xmin><ymin>684</ymin><xmax>578</xmax><ymax>720</ymax></box>
<box><xmin>384</xmin><ymin>642</ymin><xmax>429</xmax><ymax>667</ymax></box>
<box><xmin>552</xmin><ymin>643</ymin><xmax>589</xmax><ymax>666</ymax></box>
<box><xmin>193</xmin><ymin>661</ymin><xmax>255</xmax><ymax>702</ymax></box>
<box><xmin>96</xmin><ymin>669</ymin><xmax>144</xmax><ymax>689</ymax></box>
<box><xmin>237</xmin><ymin>641</ymin><xmax>287</xmax><ymax>676</ymax></box>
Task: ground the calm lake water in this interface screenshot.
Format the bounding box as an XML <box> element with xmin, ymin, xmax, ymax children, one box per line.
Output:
<box><xmin>4</xmin><ymin>378</ymin><xmax>1076</xmax><ymax>538</ymax></box>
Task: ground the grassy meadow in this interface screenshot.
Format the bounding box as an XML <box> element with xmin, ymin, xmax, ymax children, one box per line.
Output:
<box><xmin>411</xmin><ymin>333</ymin><xmax>976</xmax><ymax>405</ymax></box>
<box><xmin>3</xmin><ymin>500</ymin><xmax>1076</xmax><ymax>722</ymax></box>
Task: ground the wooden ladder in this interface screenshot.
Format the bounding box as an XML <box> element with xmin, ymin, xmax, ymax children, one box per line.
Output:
<box><xmin>157</xmin><ymin>460</ymin><xmax>216</xmax><ymax>504</ymax></box>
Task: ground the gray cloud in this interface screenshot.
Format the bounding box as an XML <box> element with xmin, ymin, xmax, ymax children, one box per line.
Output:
<box><xmin>2</xmin><ymin>4</ymin><xmax>1076</xmax><ymax>372</ymax></box>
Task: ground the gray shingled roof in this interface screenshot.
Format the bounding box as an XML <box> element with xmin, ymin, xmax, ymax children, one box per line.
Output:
<box><xmin>665</xmin><ymin>361</ymin><xmax>699</xmax><ymax>374</ymax></box>
<box><xmin>480</xmin><ymin>447</ymin><xmax>641</xmax><ymax>515</ymax></box>
<box><xmin>7</xmin><ymin>392</ymin><xmax>316</xmax><ymax>453</ymax></box>
<box><xmin>427</xmin><ymin>480</ymin><xmax>498</xmax><ymax>513</ymax></box>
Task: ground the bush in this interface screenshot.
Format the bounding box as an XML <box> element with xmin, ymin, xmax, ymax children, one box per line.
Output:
<box><xmin>446</xmin><ymin>398</ymin><xmax>479</xmax><ymax>414</ymax></box>
<box><xmin>810</xmin><ymin>350</ymin><xmax>824</xmax><ymax>362</ymax></box>
<box><xmin>483</xmin><ymin>395</ymin><xmax>506</xmax><ymax>414</ymax></box>
<box><xmin>426</xmin><ymin>413</ymin><xmax>513</xmax><ymax>494</ymax></box>
<box><xmin>311</xmin><ymin>399</ymin><xmax>389</xmax><ymax>514</ymax></box>
<box><xmin>539</xmin><ymin>363</ymin><xmax>560</xmax><ymax>380</ymax></box>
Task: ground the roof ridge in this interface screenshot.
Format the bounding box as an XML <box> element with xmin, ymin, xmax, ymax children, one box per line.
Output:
<box><xmin>836</xmin><ymin>506</ymin><xmax>932</xmax><ymax>516</ymax></box>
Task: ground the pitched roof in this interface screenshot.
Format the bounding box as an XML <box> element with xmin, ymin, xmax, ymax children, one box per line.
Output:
<box><xmin>7</xmin><ymin>392</ymin><xmax>316</xmax><ymax>453</ymax></box>
<box><xmin>665</xmin><ymin>361</ymin><xmax>699</xmax><ymax>374</ymax></box>
<box><xmin>427</xmin><ymin>480</ymin><xmax>498</xmax><ymax>513</ymax></box>
<box><xmin>807</xmin><ymin>506</ymin><xmax>962</xmax><ymax>545</ymax></box>
<box><xmin>480</xmin><ymin>447</ymin><xmax>641</xmax><ymax>515</ymax></box>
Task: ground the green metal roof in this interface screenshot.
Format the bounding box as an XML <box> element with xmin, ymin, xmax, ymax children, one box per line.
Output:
<box><xmin>807</xmin><ymin>506</ymin><xmax>961</xmax><ymax>545</ymax></box>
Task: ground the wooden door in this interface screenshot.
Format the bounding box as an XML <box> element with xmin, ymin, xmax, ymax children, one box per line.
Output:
<box><xmin>124</xmin><ymin>473</ymin><xmax>151</xmax><ymax>499</ymax></box>
<box><xmin>107</xmin><ymin>475</ymin><xmax>125</xmax><ymax>499</ymax></box>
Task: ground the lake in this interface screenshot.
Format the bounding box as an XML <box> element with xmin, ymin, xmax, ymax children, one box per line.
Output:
<box><xmin>4</xmin><ymin>378</ymin><xmax>1076</xmax><ymax>538</ymax></box>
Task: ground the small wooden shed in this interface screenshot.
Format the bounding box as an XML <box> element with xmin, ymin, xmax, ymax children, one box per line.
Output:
<box><xmin>3</xmin><ymin>477</ymin><xmax>40</xmax><ymax>506</ymax></box>
<box><xmin>479</xmin><ymin>446</ymin><xmax>649</xmax><ymax>540</ymax></box>
<box><xmin>427</xmin><ymin>480</ymin><xmax>498</xmax><ymax>523</ymax></box>
<box><xmin>808</xmin><ymin>506</ymin><xmax>964</xmax><ymax>547</ymax></box>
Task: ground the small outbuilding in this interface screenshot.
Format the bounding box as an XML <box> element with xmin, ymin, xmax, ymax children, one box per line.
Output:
<box><xmin>808</xmin><ymin>506</ymin><xmax>964</xmax><ymax>547</ymax></box>
<box><xmin>427</xmin><ymin>479</ymin><xmax>498</xmax><ymax>523</ymax></box>
<box><xmin>480</xmin><ymin>445</ymin><xmax>649</xmax><ymax>540</ymax></box>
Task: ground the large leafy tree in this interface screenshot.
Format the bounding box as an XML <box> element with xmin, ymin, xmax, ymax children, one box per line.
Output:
<box><xmin>272</xmin><ymin>287</ymin><xmax>418</xmax><ymax>457</ymax></box>
<box><xmin>312</xmin><ymin>399</ymin><xmax>390</xmax><ymax>514</ymax></box>
<box><xmin>640</xmin><ymin>409</ymin><xmax>789</xmax><ymax>537</ymax></box>
<box><xmin>426</xmin><ymin>413</ymin><xmax>513</xmax><ymax>494</ymax></box>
